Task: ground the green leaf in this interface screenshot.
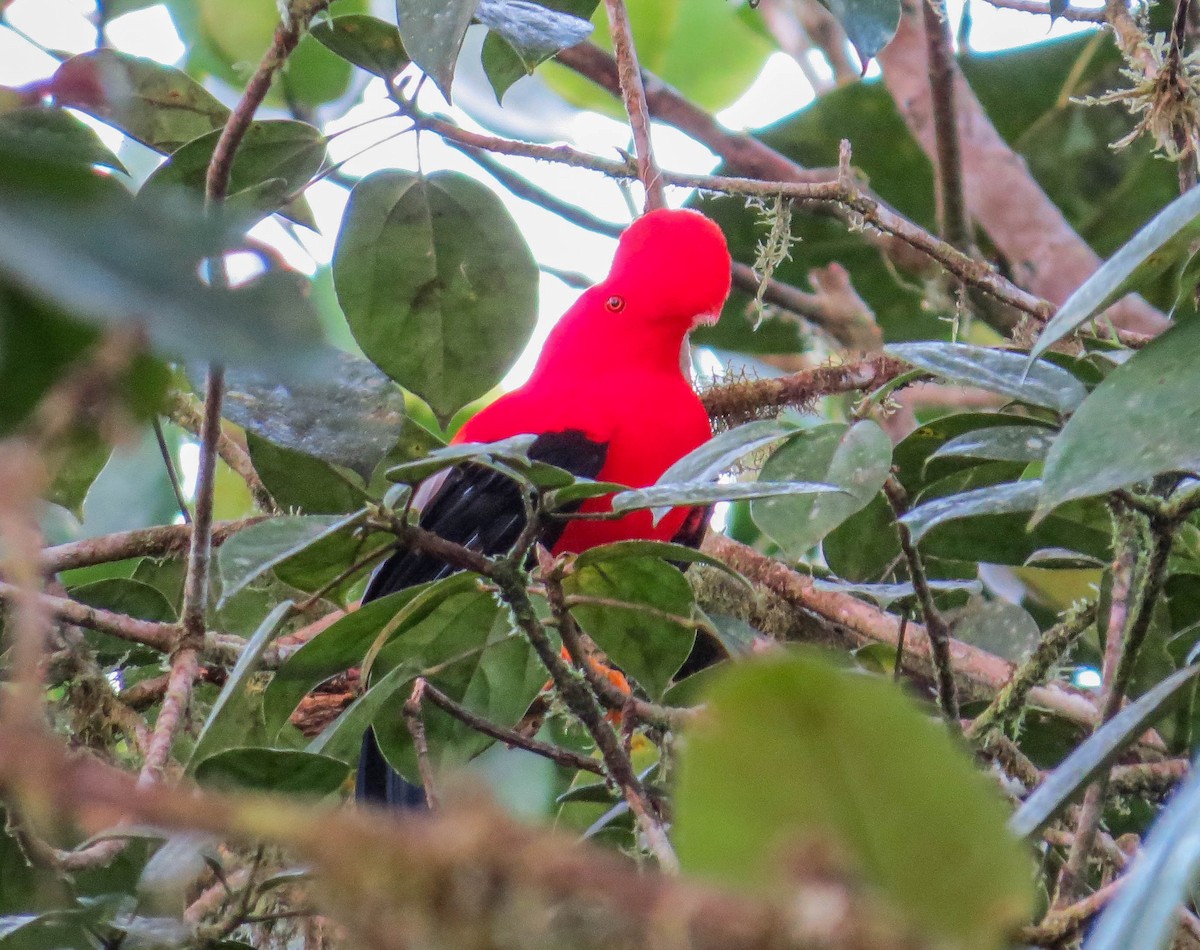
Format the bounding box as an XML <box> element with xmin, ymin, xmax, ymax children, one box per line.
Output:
<box><xmin>953</xmin><ymin>599</ymin><xmax>1041</xmax><ymax>662</ymax></box>
<box><xmin>655</xmin><ymin>418</ymin><xmax>806</xmax><ymax>485</ymax></box>
<box><xmin>395</xmin><ymin>0</ymin><xmax>479</xmax><ymax>100</ymax></box>
<box><xmin>543</xmin><ymin>0</ymin><xmax>771</xmax><ymax>114</ymax></box>
<box><xmin>69</xmin><ymin>577</ymin><xmax>174</xmax><ymax>662</ymax></box>
<box><xmin>1040</xmin><ymin>317</ymin><xmax>1200</xmax><ymax>511</ymax></box>
<box><xmin>0</xmin><ymin>148</ymin><xmax>334</xmax><ymax>376</ymax></box>
<box><xmin>475</xmin><ymin>0</ymin><xmax>593</xmax><ymax>66</ymax></box>
<box><xmin>311</xmin><ymin>14</ymin><xmax>411</xmax><ymax>77</ymax></box>
<box><xmin>611</xmin><ymin>479</ymin><xmax>844</xmax><ymax>521</ymax></box>
<box><xmin>78</xmin><ymin>427</ymin><xmax>180</xmax><ymax>537</ymax></box>
<box><xmin>564</xmin><ymin>556</ymin><xmax>696</xmax><ymax>698</ymax></box>
<box><xmin>140</xmin><ymin>120</ymin><xmax>326</xmax><ymax>227</ymax></box>
<box><xmin>385</xmin><ymin>435</ymin><xmax>536</xmax><ymax>484</ymax></box>
<box><xmin>0</xmin><ymin>108</ymin><xmax>124</xmax><ymax>172</ymax></box>
<box><xmin>1031</xmin><ymin>184</ymin><xmax>1200</xmax><ymax>361</ymax></box>
<box><xmin>193</xmin><ymin>748</ymin><xmax>349</xmax><ymax>795</ymax></box>
<box><xmin>223</xmin><ymin>351</ymin><xmax>407</xmax><ymax>483</ymax></box>
<box><xmin>812</xmin><ymin>577</ymin><xmax>982</xmax><ymax>608</ymax></box>
<box><xmin>816</xmin><ymin>0</ymin><xmax>901</xmax><ymax>62</ymax></box>
<box><xmin>753</xmin><ymin>420</ymin><xmax>892</xmax><ymax>557</ymax></box>
<box><xmin>1009</xmin><ymin>663</ymin><xmax>1200</xmax><ymax>839</ymax></box>
<box><xmin>927</xmin><ymin>424</ymin><xmax>1056</xmax><ymax>465</ymax></box>
<box><xmin>573</xmin><ymin>539</ymin><xmax>749</xmax><ymax>586</ymax></box>
<box><xmin>1085</xmin><ymin>744</ymin><xmax>1200</xmax><ymax>950</ymax></box>
<box><xmin>369</xmin><ymin>587</ymin><xmax>545</xmax><ymax>782</ymax></box>
<box><xmin>902</xmin><ymin>480</ymin><xmax>1043</xmax><ymax>542</ymax></box>
<box><xmin>887</xmin><ymin>342</ymin><xmax>1086</xmax><ymax>414</ymax></box>
<box><xmin>48</xmin><ymin>49</ymin><xmax>230</xmax><ymax>152</ymax></box>
<box><xmin>217</xmin><ymin>512</ymin><xmax>366</xmax><ymax>605</ymax></box>
<box><xmin>246</xmin><ymin>432</ymin><xmax>367</xmax><ymax>515</ymax></box>
<box><xmin>262</xmin><ymin>588</ymin><xmax>427</xmax><ymax>735</ymax></box>
<box><xmin>189</xmin><ymin>601</ymin><xmax>291</xmax><ymax>768</ymax></box>
<box><xmin>333</xmin><ymin>170</ymin><xmax>538</xmax><ymax>422</ymax></box>
<box><xmin>675</xmin><ymin>655</ymin><xmax>1033</xmax><ymax>946</ymax></box>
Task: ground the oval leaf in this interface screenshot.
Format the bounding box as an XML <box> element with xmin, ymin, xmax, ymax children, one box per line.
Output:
<box><xmin>564</xmin><ymin>556</ymin><xmax>696</xmax><ymax>699</ymax></box>
<box><xmin>675</xmin><ymin>655</ymin><xmax>1033</xmax><ymax>945</ymax></box>
<box><xmin>901</xmin><ymin>480</ymin><xmax>1043</xmax><ymax>542</ymax></box>
<box><xmin>612</xmin><ymin>479</ymin><xmax>844</xmax><ymax>520</ymax></box>
<box><xmin>333</xmin><ymin>170</ymin><xmax>538</xmax><ymax>422</ymax></box>
<box><xmin>1009</xmin><ymin>663</ymin><xmax>1200</xmax><ymax>839</ymax></box>
<box><xmin>928</xmin><ymin>424</ymin><xmax>1055</xmax><ymax>465</ymax></box>
<box><xmin>194</xmin><ymin>747</ymin><xmax>349</xmax><ymax>796</ymax></box>
<box><xmin>1031</xmin><ymin>184</ymin><xmax>1200</xmax><ymax>361</ymax></box>
<box><xmin>753</xmin><ymin>420</ymin><xmax>892</xmax><ymax>557</ymax></box>
<box><xmin>887</xmin><ymin>342</ymin><xmax>1086</xmax><ymax>413</ymax></box>
<box><xmin>475</xmin><ymin>0</ymin><xmax>593</xmax><ymax>65</ymax></box>
<box><xmin>311</xmin><ymin>14</ymin><xmax>411</xmax><ymax>78</ymax></box>
<box><xmin>217</xmin><ymin>512</ymin><xmax>365</xmax><ymax>605</ymax></box>
<box><xmin>817</xmin><ymin>0</ymin><xmax>901</xmax><ymax>62</ymax></box>
<box><xmin>1040</xmin><ymin>317</ymin><xmax>1200</xmax><ymax>512</ymax></box>
<box><xmin>396</xmin><ymin>0</ymin><xmax>479</xmax><ymax>101</ymax></box>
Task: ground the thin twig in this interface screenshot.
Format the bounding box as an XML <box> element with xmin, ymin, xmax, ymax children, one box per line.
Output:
<box><xmin>168</xmin><ymin>392</ymin><xmax>278</xmax><ymax>515</ymax></box>
<box><xmin>921</xmin><ymin>0</ymin><xmax>971</xmax><ymax>251</ymax></box>
<box><xmin>882</xmin><ymin>476</ymin><xmax>960</xmax><ymax>724</ymax></box>
<box><xmin>601</xmin><ymin>0</ymin><xmax>665</xmax><ymax>211</ymax></box>
<box><xmin>403</xmin><ymin>679</ymin><xmax>440</xmax><ymax>810</ymax></box>
<box><xmin>154</xmin><ymin>418</ymin><xmax>191</xmax><ymax>524</ymax></box>
<box><xmin>978</xmin><ymin>0</ymin><xmax>1105</xmax><ymax>18</ymax></box>
<box><xmin>421</xmin><ymin>681</ymin><xmax>605</xmax><ymax>776</ymax></box>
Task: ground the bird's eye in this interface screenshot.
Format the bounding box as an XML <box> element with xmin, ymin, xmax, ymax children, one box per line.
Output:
<box><xmin>605</xmin><ymin>295</ymin><xmax>625</xmax><ymax>312</ymax></box>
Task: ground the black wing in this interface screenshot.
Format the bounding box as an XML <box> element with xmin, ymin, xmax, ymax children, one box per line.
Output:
<box><xmin>357</xmin><ymin>429</ymin><xmax>607</xmax><ymax>805</ymax></box>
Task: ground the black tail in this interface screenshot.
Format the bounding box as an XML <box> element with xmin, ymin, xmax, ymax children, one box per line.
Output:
<box><xmin>357</xmin><ymin>728</ymin><xmax>426</xmax><ymax>807</ymax></box>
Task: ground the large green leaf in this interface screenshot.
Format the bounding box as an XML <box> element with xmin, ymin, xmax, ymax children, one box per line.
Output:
<box><xmin>367</xmin><ymin>585</ymin><xmax>546</xmax><ymax>783</ymax></box>
<box><xmin>139</xmin><ymin>120</ymin><xmax>326</xmax><ymax>227</ymax></box>
<box><xmin>1040</xmin><ymin>317</ymin><xmax>1200</xmax><ymax>512</ymax></box>
<box><xmin>0</xmin><ymin>148</ymin><xmax>333</xmax><ymax>376</ymax></box>
<box><xmin>47</xmin><ymin>49</ymin><xmax>229</xmax><ymax>152</ymax></box>
<box><xmin>79</xmin><ymin>427</ymin><xmax>183</xmax><ymax>538</ymax></box>
<box><xmin>194</xmin><ymin>748</ymin><xmax>349</xmax><ymax>795</ymax></box>
<box><xmin>611</xmin><ymin>479</ymin><xmax>843</xmax><ymax>519</ymax></box>
<box><xmin>752</xmin><ymin>420</ymin><xmax>892</xmax><ymax>558</ymax></box>
<box><xmin>223</xmin><ymin>352</ymin><xmax>407</xmax><ymax>483</ymax></box>
<box><xmin>544</xmin><ymin>0</ymin><xmax>772</xmax><ymax>114</ymax></box>
<box><xmin>674</xmin><ymin>656</ymin><xmax>1033</xmax><ymax>947</ymax></box>
<box><xmin>1031</xmin><ymin>184</ymin><xmax>1200</xmax><ymax>361</ymax></box>
<box><xmin>216</xmin><ymin>512</ymin><xmax>366</xmax><ymax>605</ymax></box>
<box><xmin>189</xmin><ymin>601</ymin><xmax>292</xmax><ymax>768</ymax></box>
<box><xmin>395</xmin><ymin>0</ymin><xmax>479</xmax><ymax>100</ymax></box>
<box><xmin>333</xmin><ymin>170</ymin><xmax>538</xmax><ymax>422</ymax></box>
<box><xmin>1009</xmin><ymin>663</ymin><xmax>1200</xmax><ymax>839</ymax></box>
<box><xmin>816</xmin><ymin>0</ymin><xmax>901</xmax><ymax>62</ymax></box>
<box><xmin>564</xmin><ymin>555</ymin><xmax>696</xmax><ymax>699</ymax></box>
<box><xmin>310</xmin><ymin>14</ymin><xmax>411</xmax><ymax>78</ymax></box>
<box><xmin>0</xmin><ymin>108</ymin><xmax>124</xmax><ymax>173</ymax></box>
<box><xmin>887</xmin><ymin>342</ymin><xmax>1086</xmax><ymax>414</ymax></box>
<box><xmin>261</xmin><ymin>588</ymin><xmax>428</xmax><ymax>735</ymax></box>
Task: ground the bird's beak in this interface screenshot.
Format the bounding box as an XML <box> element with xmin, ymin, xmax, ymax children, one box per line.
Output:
<box><xmin>693</xmin><ymin>308</ymin><xmax>721</xmax><ymax>328</ymax></box>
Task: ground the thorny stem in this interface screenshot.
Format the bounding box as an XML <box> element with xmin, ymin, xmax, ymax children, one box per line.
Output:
<box><xmin>977</xmin><ymin>0</ymin><xmax>1105</xmax><ymax>18</ymax></box>
<box><xmin>882</xmin><ymin>476</ymin><xmax>960</xmax><ymax>724</ymax></box>
<box><xmin>601</xmin><ymin>0</ymin><xmax>665</xmax><ymax>211</ymax></box>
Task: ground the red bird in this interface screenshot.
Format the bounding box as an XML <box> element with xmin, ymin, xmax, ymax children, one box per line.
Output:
<box><xmin>358</xmin><ymin>208</ymin><xmax>732</xmax><ymax>804</ymax></box>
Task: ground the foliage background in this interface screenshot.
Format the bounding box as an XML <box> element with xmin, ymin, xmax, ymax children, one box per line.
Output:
<box><xmin>2</xmin><ymin>0</ymin><xmax>1200</xmax><ymax>947</ymax></box>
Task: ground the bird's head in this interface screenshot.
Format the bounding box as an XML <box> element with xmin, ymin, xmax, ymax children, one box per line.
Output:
<box><xmin>603</xmin><ymin>208</ymin><xmax>732</xmax><ymax>330</ymax></box>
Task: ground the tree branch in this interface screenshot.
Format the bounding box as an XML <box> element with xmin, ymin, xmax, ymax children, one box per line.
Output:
<box><xmin>601</xmin><ymin>0</ymin><xmax>665</xmax><ymax>210</ymax></box>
